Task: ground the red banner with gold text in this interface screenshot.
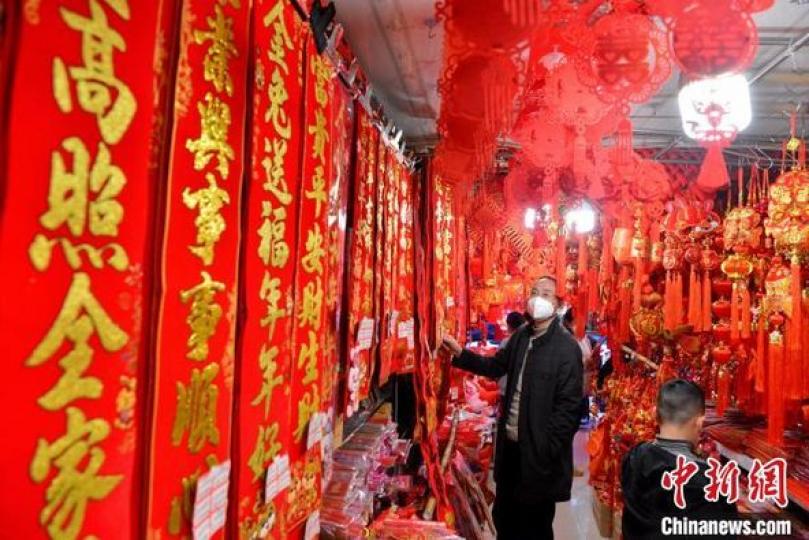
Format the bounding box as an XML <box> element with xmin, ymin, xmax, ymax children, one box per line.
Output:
<box><xmin>284</xmin><ymin>40</ymin><xmax>333</xmax><ymax>533</ymax></box>
<box><xmin>344</xmin><ymin>111</ymin><xmax>378</xmax><ymax>415</ymax></box>
<box><xmin>0</xmin><ymin>1</ymin><xmax>165</xmax><ymax>538</ymax></box>
<box><xmin>232</xmin><ymin>0</ymin><xmax>306</xmax><ymax>536</ymax></box>
<box><xmin>145</xmin><ymin>0</ymin><xmax>249</xmax><ymax>537</ymax></box>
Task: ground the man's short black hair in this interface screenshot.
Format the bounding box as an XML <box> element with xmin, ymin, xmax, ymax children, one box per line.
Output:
<box><xmin>506</xmin><ymin>311</ymin><xmax>526</xmax><ymax>331</ymax></box>
<box><xmin>657</xmin><ymin>379</ymin><xmax>705</xmax><ymax>425</ymax></box>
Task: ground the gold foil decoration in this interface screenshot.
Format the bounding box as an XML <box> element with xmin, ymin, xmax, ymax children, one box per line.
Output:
<box><xmin>171</xmin><ymin>362</ymin><xmax>221</xmax><ymax>452</ymax></box>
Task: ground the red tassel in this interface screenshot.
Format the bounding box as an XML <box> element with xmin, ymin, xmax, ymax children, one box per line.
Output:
<box><xmin>674</xmin><ymin>273</ymin><xmax>683</xmax><ymax>329</ymax></box>
<box><xmin>740</xmin><ymin>283</ymin><xmax>751</xmax><ymax>340</ymax></box>
<box><xmin>717</xmin><ymin>367</ymin><xmax>730</xmax><ymax>417</ymax></box>
<box><xmin>618</xmin><ymin>266</ymin><xmax>632</xmax><ymax>342</ymax></box>
<box><xmin>578</xmin><ymin>234</ymin><xmax>588</xmax><ymax>277</ymax></box>
<box><xmin>633</xmin><ymin>257</ymin><xmax>644</xmax><ymax>310</ymax></box>
<box><xmin>556</xmin><ymin>234</ymin><xmax>567</xmax><ymax>297</ymax></box>
<box><xmin>664</xmin><ymin>272</ymin><xmax>673</xmax><ymax>331</ymax></box>
<box><xmin>730</xmin><ymin>282</ymin><xmax>740</xmax><ymax>342</ymax></box>
<box><xmin>788</xmin><ymin>255</ymin><xmax>803</xmax><ymax>400</ymax></box>
<box><xmin>689</xmin><ymin>266</ymin><xmax>702</xmax><ymax>331</ymax></box>
<box><xmin>696</xmin><ymin>144</ymin><xmax>730</xmax><ymax>194</ymax></box>
<box><xmin>767</xmin><ymin>330</ymin><xmax>785</xmax><ymax>446</ymax></box>
<box><xmin>702</xmin><ymin>272</ymin><xmax>712</xmax><ymax>332</ymax></box>
<box><xmin>588</xmin><ymin>268</ymin><xmax>598</xmax><ymax>315</ymax></box>
<box><xmin>755</xmin><ymin>319</ymin><xmax>766</xmax><ymax>393</ymax></box>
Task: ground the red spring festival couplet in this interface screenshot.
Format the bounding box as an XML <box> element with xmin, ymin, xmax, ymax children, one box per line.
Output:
<box><xmin>231</xmin><ymin>0</ymin><xmax>307</xmax><ymax>536</ymax></box>
<box><xmin>145</xmin><ymin>0</ymin><xmax>250</xmax><ymax>536</ymax></box>
<box><xmin>0</xmin><ymin>0</ymin><xmax>165</xmax><ymax>537</ymax></box>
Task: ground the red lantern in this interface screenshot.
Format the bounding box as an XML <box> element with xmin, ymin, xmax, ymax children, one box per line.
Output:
<box><xmin>670</xmin><ymin>3</ymin><xmax>758</xmax><ymax>77</ymax></box>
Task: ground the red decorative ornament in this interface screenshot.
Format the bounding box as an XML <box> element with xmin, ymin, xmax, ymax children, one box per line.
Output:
<box><xmin>670</xmin><ymin>3</ymin><xmax>758</xmax><ymax>77</ymax></box>
<box><xmin>576</xmin><ymin>11</ymin><xmax>672</xmax><ymax>108</ymax></box>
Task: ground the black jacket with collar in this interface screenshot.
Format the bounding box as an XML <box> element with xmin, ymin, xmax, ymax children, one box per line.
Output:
<box><xmin>452</xmin><ymin>317</ymin><xmax>583</xmax><ymax>503</ymax></box>
<box><xmin>621</xmin><ymin>438</ymin><xmax>739</xmax><ymax>540</ymax></box>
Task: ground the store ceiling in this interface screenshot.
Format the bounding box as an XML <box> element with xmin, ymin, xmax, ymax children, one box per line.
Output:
<box><xmin>335</xmin><ymin>1</ymin><xmax>809</xmax><ymax>156</ymax></box>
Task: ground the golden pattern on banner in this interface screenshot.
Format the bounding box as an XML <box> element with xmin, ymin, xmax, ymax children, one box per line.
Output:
<box><xmin>25</xmin><ymin>1</ymin><xmax>135</xmax><ymax>536</ymax></box>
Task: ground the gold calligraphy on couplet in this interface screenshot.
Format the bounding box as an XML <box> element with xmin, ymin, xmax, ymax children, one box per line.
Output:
<box><xmin>293</xmin><ymin>52</ymin><xmax>330</xmax><ymax>444</ymax></box>
<box><xmin>26</xmin><ymin>1</ymin><xmax>135</xmax><ymax>538</ymax></box>
<box><xmin>171</xmin><ymin>0</ymin><xmax>241</xmax><ymax>470</ymax></box>
<box><xmin>244</xmin><ymin>0</ymin><xmax>296</xmax><ymax>491</ymax></box>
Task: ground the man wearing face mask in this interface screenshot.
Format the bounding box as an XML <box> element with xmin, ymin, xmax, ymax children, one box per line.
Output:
<box><xmin>440</xmin><ymin>276</ymin><xmax>583</xmax><ymax>539</ymax></box>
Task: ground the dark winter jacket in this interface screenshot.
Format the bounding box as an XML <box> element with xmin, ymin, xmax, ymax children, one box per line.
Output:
<box><xmin>452</xmin><ymin>317</ymin><xmax>583</xmax><ymax>503</ymax></box>
<box><xmin>621</xmin><ymin>438</ymin><xmax>739</xmax><ymax>540</ymax></box>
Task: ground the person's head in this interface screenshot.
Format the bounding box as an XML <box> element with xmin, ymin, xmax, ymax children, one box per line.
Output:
<box><xmin>526</xmin><ymin>276</ymin><xmax>561</xmax><ymax>328</ymax></box>
<box><xmin>656</xmin><ymin>379</ymin><xmax>706</xmax><ymax>446</ymax></box>
<box><xmin>505</xmin><ymin>311</ymin><xmax>526</xmax><ymax>334</ymax></box>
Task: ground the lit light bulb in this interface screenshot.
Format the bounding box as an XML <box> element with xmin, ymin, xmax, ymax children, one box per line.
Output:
<box><xmin>678</xmin><ymin>74</ymin><xmax>752</xmax><ymax>143</ymax></box>
<box><xmin>564</xmin><ymin>201</ymin><xmax>596</xmax><ymax>234</ymax></box>
<box><xmin>524</xmin><ymin>207</ymin><xmax>537</xmax><ymax>229</ymax></box>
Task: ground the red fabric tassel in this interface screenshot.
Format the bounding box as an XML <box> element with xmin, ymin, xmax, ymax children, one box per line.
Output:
<box><xmin>755</xmin><ymin>310</ymin><xmax>766</xmax><ymax>394</ymax></box>
<box><xmin>556</xmin><ymin>234</ymin><xmax>567</xmax><ymax>297</ymax></box>
<box><xmin>702</xmin><ymin>272</ymin><xmax>712</xmax><ymax>332</ymax></box>
<box><xmin>633</xmin><ymin>257</ymin><xmax>644</xmax><ymax>310</ymax></box>
<box><xmin>688</xmin><ymin>266</ymin><xmax>702</xmax><ymax>331</ymax></box>
<box><xmin>618</xmin><ymin>266</ymin><xmax>632</xmax><ymax>343</ymax></box>
<box><xmin>664</xmin><ymin>272</ymin><xmax>673</xmax><ymax>331</ymax></box>
<box><xmin>588</xmin><ymin>268</ymin><xmax>598</xmax><ymax>315</ymax></box>
<box><xmin>671</xmin><ymin>273</ymin><xmax>683</xmax><ymax>330</ymax></box>
<box><xmin>696</xmin><ymin>144</ymin><xmax>730</xmax><ymax>194</ymax></box>
<box><xmin>578</xmin><ymin>234</ymin><xmax>588</xmax><ymax>276</ymax></box>
<box><xmin>740</xmin><ymin>283</ymin><xmax>751</xmax><ymax>340</ymax></box>
<box><xmin>788</xmin><ymin>256</ymin><xmax>803</xmax><ymax>399</ymax></box>
<box><xmin>767</xmin><ymin>331</ymin><xmax>785</xmax><ymax>446</ymax></box>
<box><xmin>730</xmin><ymin>282</ymin><xmax>740</xmax><ymax>342</ymax></box>
<box><xmin>577</xmin><ymin>290</ymin><xmax>587</xmax><ymax>339</ymax></box>
<box><xmin>716</xmin><ymin>367</ymin><xmax>730</xmax><ymax>417</ymax></box>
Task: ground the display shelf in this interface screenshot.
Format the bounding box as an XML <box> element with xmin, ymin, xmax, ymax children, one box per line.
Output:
<box><xmin>715</xmin><ymin>441</ymin><xmax>809</xmax><ymax>513</ymax></box>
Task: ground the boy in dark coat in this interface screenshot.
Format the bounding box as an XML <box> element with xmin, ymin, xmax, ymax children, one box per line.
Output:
<box><xmin>622</xmin><ymin>379</ymin><xmax>738</xmax><ymax>539</ymax></box>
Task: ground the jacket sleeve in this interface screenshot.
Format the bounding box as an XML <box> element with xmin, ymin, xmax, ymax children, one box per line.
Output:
<box><xmin>451</xmin><ymin>339</ymin><xmax>511</xmax><ymax>380</ymax></box>
<box><xmin>540</xmin><ymin>343</ymin><xmax>583</xmax><ymax>462</ymax></box>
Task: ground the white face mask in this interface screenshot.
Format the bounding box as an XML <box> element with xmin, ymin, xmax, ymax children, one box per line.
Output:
<box><xmin>528</xmin><ymin>296</ymin><xmax>555</xmax><ymax>321</ymax></box>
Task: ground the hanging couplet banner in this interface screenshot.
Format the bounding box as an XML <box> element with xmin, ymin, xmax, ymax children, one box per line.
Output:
<box><xmin>0</xmin><ymin>1</ymin><xmax>164</xmax><ymax>538</ymax></box>
<box><xmin>393</xmin><ymin>165</ymin><xmax>417</xmax><ymax>374</ymax></box>
<box><xmin>322</xmin><ymin>81</ymin><xmax>354</xmax><ymax>414</ymax></box>
<box><xmin>232</xmin><ymin>0</ymin><xmax>307</xmax><ymax>537</ymax></box>
<box><xmin>377</xmin><ymin>148</ymin><xmax>401</xmax><ymax>386</ymax></box>
<box><xmin>285</xmin><ymin>40</ymin><xmax>333</xmax><ymax>533</ymax></box>
<box><xmin>369</xmin><ymin>136</ymin><xmax>389</xmax><ymax>393</ymax></box>
<box><xmin>344</xmin><ymin>110</ymin><xmax>379</xmax><ymax>415</ymax></box>
<box><xmin>145</xmin><ymin>0</ymin><xmax>249</xmax><ymax>537</ymax></box>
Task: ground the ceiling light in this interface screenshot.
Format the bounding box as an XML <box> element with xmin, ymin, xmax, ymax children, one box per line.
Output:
<box><xmin>678</xmin><ymin>74</ymin><xmax>752</xmax><ymax>143</ymax></box>
<box><xmin>564</xmin><ymin>201</ymin><xmax>596</xmax><ymax>234</ymax></box>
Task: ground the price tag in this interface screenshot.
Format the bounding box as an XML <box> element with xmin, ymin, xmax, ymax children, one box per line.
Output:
<box><xmin>264</xmin><ymin>454</ymin><xmax>291</xmax><ymax>503</ymax></box>
<box><xmin>357</xmin><ymin>317</ymin><xmax>374</xmax><ymax>350</ymax></box>
<box><xmin>193</xmin><ymin>460</ymin><xmax>231</xmax><ymax>540</ymax></box>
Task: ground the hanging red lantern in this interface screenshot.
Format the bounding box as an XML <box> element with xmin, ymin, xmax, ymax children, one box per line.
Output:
<box><xmin>670</xmin><ymin>2</ymin><xmax>758</xmax><ymax>77</ymax></box>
